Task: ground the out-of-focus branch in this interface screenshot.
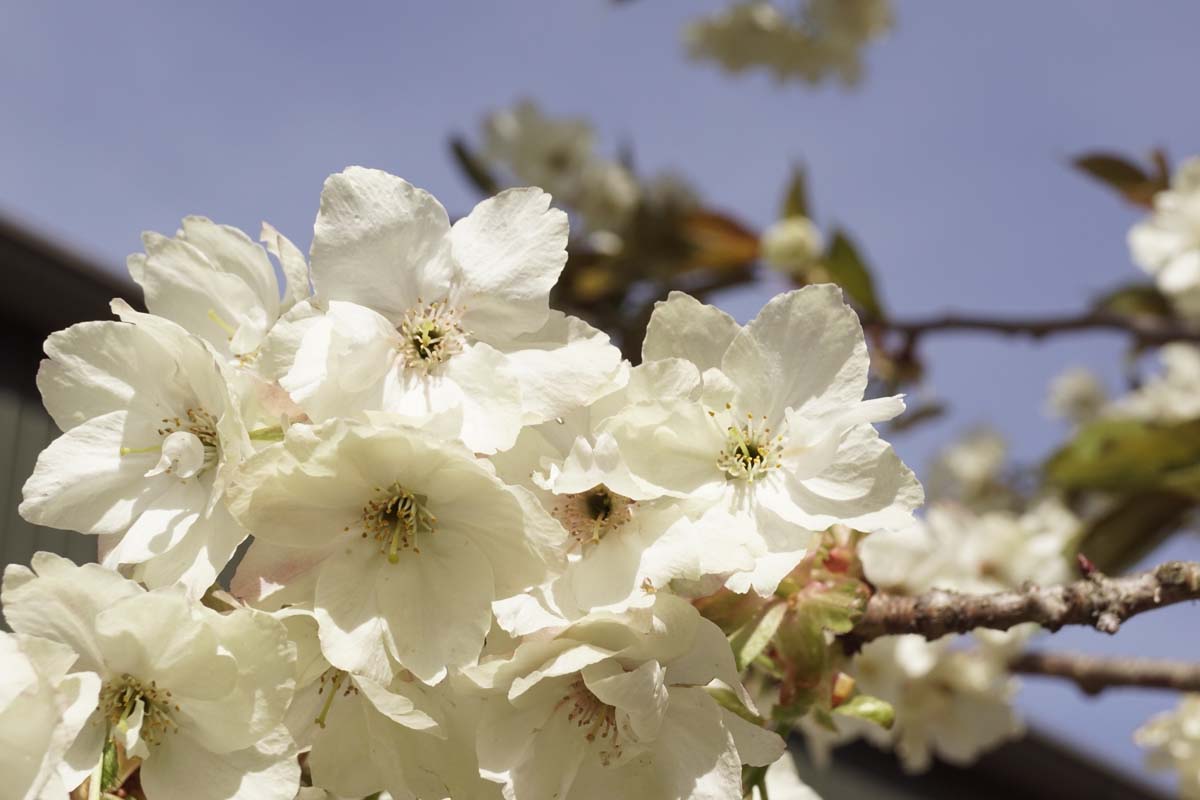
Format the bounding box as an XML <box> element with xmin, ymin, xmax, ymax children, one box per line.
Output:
<box><xmin>874</xmin><ymin>310</ymin><xmax>1200</xmax><ymax>347</ymax></box>
<box><xmin>851</xmin><ymin>561</ymin><xmax>1200</xmax><ymax>642</ymax></box>
<box><xmin>1010</xmin><ymin>651</ymin><xmax>1200</xmax><ymax>694</ymax></box>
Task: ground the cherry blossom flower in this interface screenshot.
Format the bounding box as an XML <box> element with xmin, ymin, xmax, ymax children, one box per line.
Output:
<box><xmin>273</xmin><ymin>167</ymin><xmax>622</xmax><ymax>453</ymax></box>
<box><xmin>0</xmin><ymin>631</ymin><xmax>100</xmax><ymax>800</ymax></box>
<box><xmin>227</xmin><ymin>419</ymin><xmax>566</xmax><ymax>684</ymax></box>
<box><xmin>1136</xmin><ymin>694</ymin><xmax>1200</xmax><ymax>799</ymax></box>
<box><xmin>2</xmin><ymin>553</ymin><xmax>299</xmax><ymax>800</ymax></box>
<box><xmin>20</xmin><ymin>302</ymin><xmax>252</xmax><ymax>597</ymax></box>
<box><xmin>467</xmin><ymin>594</ymin><xmax>784</xmax><ymax>800</ymax></box>
<box><xmin>600</xmin><ymin>288</ymin><xmax>920</xmax><ymax>595</ymax></box>
<box><xmin>1129</xmin><ymin>157</ymin><xmax>1200</xmax><ymax>317</ymax></box>
<box><xmin>128</xmin><ymin>217</ymin><xmax>310</xmax><ymax>364</ymax></box>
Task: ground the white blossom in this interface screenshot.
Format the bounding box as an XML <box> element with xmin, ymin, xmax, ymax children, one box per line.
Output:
<box><xmin>861</xmin><ymin>499</ymin><xmax>1077</xmax><ymax>597</ymax></box>
<box><xmin>228</xmin><ymin>419</ymin><xmax>566</xmax><ymax>685</ymax></box>
<box><xmin>1046</xmin><ymin>366</ymin><xmax>1107</xmax><ymax>425</ymax></box>
<box><xmin>483</xmin><ymin>102</ymin><xmax>641</xmax><ymax>235</ymax></box>
<box><xmin>20</xmin><ymin>302</ymin><xmax>251</xmax><ymax>597</ymax></box>
<box><xmin>685</xmin><ymin>0</ymin><xmax>892</xmax><ymax>86</ymax></box>
<box><xmin>276</xmin><ymin>610</ymin><xmax>498</xmax><ymax>800</ymax></box>
<box><xmin>1111</xmin><ymin>343</ymin><xmax>1200</xmax><ymax>422</ymax></box>
<box><xmin>1136</xmin><ymin>694</ymin><xmax>1200</xmax><ymax>799</ymax></box>
<box><xmin>0</xmin><ymin>631</ymin><xmax>101</xmax><ymax>800</ymax></box>
<box><xmin>599</xmin><ymin>287</ymin><xmax>920</xmax><ymax>595</ymax></box>
<box><xmin>128</xmin><ymin>217</ymin><xmax>310</xmax><ymax>365</ymax></box>
<box><xmin>761</xmin><ymin>216</ymin><xmax>824</xmax><ymax>277</ymax></box>
<box><xmin>849</xmin><ymin>635</ymin><xmax>1022</xmax><ymax>772</ymax></box>
<box><xmin>2</xmin><ymin>553</ymin><xmax>299</xmax><ymax>800</ymax></box>
<box><xmin>924</xmin><ymin>426</ymin><xmax>1010</xmax><ymax>509</ymax></box>
<box><xmin>273</xmin><ymin>167</ymin><xmax>622</xmax><ymax>453</ymax></box>
<box><xmin>467</xmin><ymin>594</ymin><xmax>784</xmax><ymax>800</ymax></box>
<box><xmin>1129</xmin><ymin>157</ymin><xmax>1200</xmax><ymax>317</ymax></box>
<box><xmin>491</xmin><ymin>361</ymin><xmax>766</xmax><ymax>629</ymax></box>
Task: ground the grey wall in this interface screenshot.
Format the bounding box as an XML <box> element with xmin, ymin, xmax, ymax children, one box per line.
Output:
<box><xmin>0</xmin><ymin>379</ymin><xmax>95</xmax><ymax>572</ymax></box>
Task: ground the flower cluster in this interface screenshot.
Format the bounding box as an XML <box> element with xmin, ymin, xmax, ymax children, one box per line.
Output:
<box><xmin>1136</xmin><ymin>694</ymin><xmax>1200</xmax><ymax>799</ymax></box>
<box><xmin>804</xmin><ymin>497</ymin><xmax>1077</xmax><ymax>772</ymax></box>
<box><xmin>685</xmin><ymin>0</ymin><xmax>892</xmax><ymax>86</ymax></box>
<box><xmin>1129</xmin><ymin>156</ymin><xmax>1200</xmax><ymax>319</ymax></box>
<box><xmin>3</xmin><ymin>168</ymin><xmax>923</xmax><ymax>799</ymax></box>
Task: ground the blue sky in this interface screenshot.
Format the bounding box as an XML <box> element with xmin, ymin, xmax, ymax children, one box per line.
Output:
<box><xmin>3</xmin><ymin>0</ymin><xmax>1199</xmax><ymax>791</ymax></box>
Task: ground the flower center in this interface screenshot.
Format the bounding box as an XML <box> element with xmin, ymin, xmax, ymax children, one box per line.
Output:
<box><xmin>313</xmin><ymin>668</ymin><xmax>358</xmax><ymax>729</ymax></box>
<box><xmin>554</xmin><ymin>677</ymin><xmax>623</xmax><ymax>766</ymax></box>
<box><xmin>552</xmin><ymin>485</ymin><xmax>636</xmax><ymax>550</ymax></box>
<box><xmin>120</xmin><ymin>407</ymin><xmax>221</xmax><ymax>477</ymax></box>
<box><xmin>99</xmin><ymin>674</ymin><xmax>178</xmax><ymax>746</ymax></box>
<box><xmin>398</xmin><ymin>298</ymin><xmax>467</xmax><ymax>372</ymax></box>
<box><xmin>358</xmin><ymin>482</ymin><xmax>437</xmax><ymax>562</ymax></box>
<box><xmin>715</xmin><ymin>410</ymin><xmax>782</xmax><ymax>482</ymax></box>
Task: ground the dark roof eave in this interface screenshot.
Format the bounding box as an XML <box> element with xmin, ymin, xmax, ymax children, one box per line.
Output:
<box><xmin>0</xmin><ymin>213</ymin><xmax>141</xmax><ymax>337</ymax></box>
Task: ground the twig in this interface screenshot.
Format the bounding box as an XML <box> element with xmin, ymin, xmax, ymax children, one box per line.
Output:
<box><xmin>1010</xmin><ymin>651</ymin><xmax>1200</xmax><ymax>694</ymax></box>
<box><xmin>851</xmin><ymin>561</ymin><xmax>1200</xmax><ymax>642</ymax></box>
<box><xmin>874</xmin><ymin>311</ymin><xmax>1200</xmax><ymax>347</ymax></box>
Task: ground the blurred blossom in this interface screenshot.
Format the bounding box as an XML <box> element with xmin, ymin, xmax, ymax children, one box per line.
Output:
<box><xmin>1129</xmin><ymin>156</ymin><xmax>1200</xmax><ymax>317</ymax></box>
<box><xmin>1135</xmin><ymin>695</ymin><xmax>1200</xmax><ymax>799</ymax></box>
<box><xmin>1046</xmin><ymin>366</ymin><xmax>1108</xmax><ymax>425</ymax></box>
<box><xmin>761</xmin><ymin>216</ymin><xmax>825</xmax><ymax>277</ymax></box>
<box><xmin>685</xmin><ymin>0</ymin><xmax>892</xmax><ymax>86</ymax></box>
<box><xmin>861</xmin><ymin>498</ymin><xmax>1077</xmax><ymax>597</ymax></box>
<box><xmin>925</xmin><ymin>427</ymin><xmax>1013</xmax><ymax>510</ymax></box>
<box><xmin>1111</xmin><ymin>344</ymin><xmax>1200</xmax><ymax>422</ymax></box>
<box><xmin>803</xmin><ymin>634</ymin><xmax>1022</xmax><ymax>774</ymax></box>
<box><xmin>483</xmin><ymin>100</ymin><xmax>640</xmax><ymax>236</ymax></box>
<box><xmin>484</xmin><ymin>101</ymin><xmax>595</xmax><ymax>199</ymax></box>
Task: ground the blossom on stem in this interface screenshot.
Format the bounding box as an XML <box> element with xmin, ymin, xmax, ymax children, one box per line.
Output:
<box><xmin>20</xmin><ymin>303</ymin><xmax>251</xmax><ymax>597</ymax></box>
<box><xmin>2</xmin><ymin>553</ymin><xmax>299</xmax><ymax>800</ymax></box>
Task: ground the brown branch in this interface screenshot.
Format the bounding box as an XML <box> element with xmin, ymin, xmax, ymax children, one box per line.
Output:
<box><xmin>874</xmin><ymin>310</ymin><xmax>1200</xmax><ymax>347</ymax></box>
<box><xmin>1010</xmin><ymin>651</ymin><xmax>1200</xmax><ymax>694</ymax></box>
<box><xmin>851</xmin><ymin>561</ymin><xmax>1200</xmax><ymax>642</ymax></box>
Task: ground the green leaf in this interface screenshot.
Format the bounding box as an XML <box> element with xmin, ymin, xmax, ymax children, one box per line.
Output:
<box><xmin>834</xmin><ymin>694</ymin><xmax>895</xmax><ymax>730</ymax></box>
<box><xmin>793</xmin><ymin>577</ymin><xmax>870</xmax><ymax>634</ymax></box>
<box><xmin>1072</xmin><ymin>152</ymin><xmax>1168</xmax><ymax>207</ymax></box>
<box><xmin>781</xmin><ymin>165</ymin><xmax>811</xmax><ymax>220</ymax></box>
<box><xmin>708</xmin><ymin>687</ymin><xmax>767</xmax><ymax>726</ymax></box>
<box><xmin>1073</xmin><ymin>153</ymin><xmax>1149</xmax><ymax>189</ymax></box>
<box><xmin>449</xmin><ymin>137</ymin><xmax>501</xmax><ymax>197</ymax></box>
<box><xmin>729</xmin><ymin>601</ymin><xmax>786</xmax><ymax>672</ymax></box>
<box><xmin>1095</xmin><ymin>283</ymin><xmax>1173</xmax><ymax>320</ymax></box>
<box><xmin>1046</xmin><ymin>418</ymin><xmax>1200</xmax><ymax>493</ymax></box>
<box><xmin>1072</xmin><ymin>490</ymin><xmax>1194</xmax><ymax>573</ymax></box>
<box><xmin>822</xmin><ymin>230</ymin><xmax>883</xmax><ymax>321</ymax></box>
<box><xmin>100</xmin><ymin>739</ymin><xmax>119</xmax><ymax>792</ymax></box>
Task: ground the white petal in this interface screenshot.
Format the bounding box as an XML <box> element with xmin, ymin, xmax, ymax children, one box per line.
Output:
<box><xmin>310</xmin><ymin>167</ymin><xmax>451</xmax><ymax>322</ymax></box>
<box><xmin>20</xmin><ymin>411</ymin><xmax>169</xmax><ymax>536</ymax></box>
<box><xmin>723</xmin><ymin>285</ymin><xmax>869</xmax><ymax>421</ymax></box>
<box><xmin>720</xmin><ymin>707</ymin><xmax>785</xmax><ymax>766</ymax></box>
<box><xmin>260</xmin><ymin>221</ymin><xmax>311</xmax><ymax>312</ymax></box>
<box><xmin>643</xmin><ymin>291</ymin><xmax>741</xmax><ymax>370</ymax></box>
<box><xmin>2</xmin><ymin>554</ymin><xmax>142</xmax><ymax>674</ymax></box>
<box><xmin>453</xmin><ymin>187</ymin><xmax>569</xmax><ymax>338</ymax></box>
<box><xmin>583</xmin><ymin>659</ymin><xmax>669</xmax><ymax>741</ymax></box>
<box><xmin>648</xmin><ymin>687</ymin><xmax>743</xmax><ymax>800</ymax></box>
<box><xmin>142</xmin><ymin>726</ymin><xmax>300</xmax><ymax>800</ymax></box>
<box><xmin>500</xmin><ymin>311</ymin><xmax>625</xmax><ymax>425</ymax></box>
<box><xmin>780</xmin><ymin>425</ymin><xmax>923</xmax><ymax>531</ymax></box>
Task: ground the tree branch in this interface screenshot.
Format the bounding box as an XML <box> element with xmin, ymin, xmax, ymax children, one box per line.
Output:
<box><xmin>1010</xmin><ymin>651</ymin><xmax>1200</xmax><ymax>694</ymax></box>
<box><xmin>874</xmin><ymin>310</ymin><xmax>1200</xmax><ymax>347</ymax></box>
<box><xmin>851</xmin><ymin>561</ymin><xmax>1200</xmax><ymax>642</ymax></box>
